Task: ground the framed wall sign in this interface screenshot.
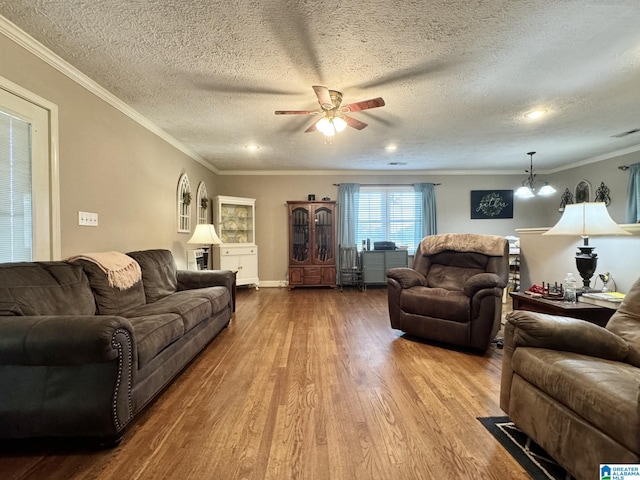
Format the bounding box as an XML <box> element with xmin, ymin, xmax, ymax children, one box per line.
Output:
<box><xmin>470</xmin><ymin>190</ymin><xmax>514</xmax><ymax>219</ymax></box>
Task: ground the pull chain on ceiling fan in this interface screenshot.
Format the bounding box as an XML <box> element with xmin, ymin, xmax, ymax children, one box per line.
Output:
<box><xmin>275</xmin><ymin>85</ymin><xmax>385</xmax><ymax>136</ymax></box>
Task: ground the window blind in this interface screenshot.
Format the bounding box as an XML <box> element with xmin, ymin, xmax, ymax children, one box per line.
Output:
<box><xmin>356</xmin><ymin>186</ymin><xmax>422</xmax><ymax>253</ymax></box>
<box><xmin>0</xmin><ymin>110</ymin><xmax>32</xmax><ymax>262</ymax></box>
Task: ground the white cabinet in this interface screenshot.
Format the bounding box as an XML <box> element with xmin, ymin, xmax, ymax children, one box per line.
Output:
<box><xmin>213</xmin><ymin>245</ymin><xmax>259</xmax><ymax>289</ymax></box>
<box><xmin>213</xmin><ymin>196</ymin><xmax>258</xmax><ymax>288</ymax></box>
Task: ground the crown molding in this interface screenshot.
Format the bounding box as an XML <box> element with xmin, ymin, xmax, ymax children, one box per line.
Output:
<box><xmin>0</xmin><ymin>15</ymin><xmax>218</xmax><ymax>174</ymax></box>
<box><xmin>544</xmin><ymin>144</ymin><xmax>640</xmax><ymax>174</ymax></box>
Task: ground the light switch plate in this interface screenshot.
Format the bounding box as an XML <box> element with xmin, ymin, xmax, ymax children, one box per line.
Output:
<box><xmin>78</xmin><ymin>211</ymin><xmax>98</xmax><ymax>226</ymax></box>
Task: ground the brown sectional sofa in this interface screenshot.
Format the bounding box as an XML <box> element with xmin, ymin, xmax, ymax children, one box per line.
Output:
<box><xmin>501</xmin><ymin>276</ymin><xmax>640</xmax><ymax>480</ymax></box>
<box><xmin>0</xmin><ymin>249</ymin><xmax>235</xmax><ymax>444</ymax></box>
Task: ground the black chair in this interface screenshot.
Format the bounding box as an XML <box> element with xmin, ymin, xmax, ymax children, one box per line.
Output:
<box><xmin>339</xmin><ymin>245</ymin><xmax>364</xmax><ymax>291</ymax></box>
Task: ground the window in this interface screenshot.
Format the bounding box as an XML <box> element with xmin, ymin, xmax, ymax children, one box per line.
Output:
<box><xmin>356</xmin><ymin>186</ymin><xmax>422</xmax><ymax>253</ymax></box>
<box><xmin>177</xmin><ymin>173</ymin><xmax>191</xmax><ymax>233</ymax></box>
<box><xmin>0</xmin><ymin>111</ymin><xmax>31</xmax><ymax>261</ymax></box>
<box><xmin>0</xmin><ymin>81</ymin><xmax>59</xmax><ymax>262</ymax></box>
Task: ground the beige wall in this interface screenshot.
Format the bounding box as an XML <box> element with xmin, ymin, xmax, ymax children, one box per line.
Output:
<box><xmin>216</xmin><ymin>172</ymin><xmax>553</xmax><ymax>284</ymax></box>
<box><xmin>518</xmin><ymin>226</ymin><xmax>640</xmax><ymax>294</ymax></box>
<box><xmin>3</xmin><ymin>27</ymin><xmax>638</xmax><ymax>283</ymax></box>
<box><xmin>517</xmin><ymin>152</ymin><xmax>640</xmax><ymax>293</ymax></box>
<box><xmin>1</xmin><ymin>32</ymin><xmax>220</xmax><ymax>269</ymax></box>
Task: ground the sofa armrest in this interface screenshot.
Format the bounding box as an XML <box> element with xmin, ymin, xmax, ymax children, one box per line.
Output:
<box><xmin>506</xmin><ymin>310</ymin><xmax>629</xmax><ymax>360</ymax></box>
<box><xmin>0</xmin><ymin>315</ymin><xmax>136</xmax><ymax>437</ymax></box>
<box><xmin>0</xmin><ymin>315</ymin><xmax>134</xmax><ymax>365</ymax></box>
<box><xmin>500</xmin><ymin>309</ymin><xmax>630</xmax><ymax>414</ymax></box>
<box><xmin>176</xmin><ymin>269</ymin><xmax>235</xmax><ymax>290</ymax></box>
<box><xmin>176</xmin><ymin>269</ymin><xmax>237</xmax><ymax>312</ymax></box>
<box><xmin>463</xmin><ymin>272</ymin><xmax>505</xmax><ymax>297</ymax></box>
<box><xmin>386</xmin><ymin>268</ymin><xmax>427</xmax><ymax>289</ymax></box>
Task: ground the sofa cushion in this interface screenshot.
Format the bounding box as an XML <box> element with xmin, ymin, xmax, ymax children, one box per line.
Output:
<box><xmin>126</xmin><ymin>250</ymin><xmax>177</xmax><ymax>303</ymax></box>
<box><xmin>426</xmin><ymin>263</ymin><xmax>485</xmax><ymax>292</ymax></box>
<box><xmin>123</xmin><ymin>291</ymin><xmax>213</xmax><ymax>333</ymax></box>
<box><xmin>71</xmin><ymin>259</ymin><xmax>146</xmax><ymax>315</ymax></box>
<box><xmin>0</xmin><ymin>262</ymin><xmax>95</xmax><ymax>316</ymax></box>
<box><xmin>182</xmin><ymin>286</ymin><xmax>231</xmax><ymax>317</ymax></box>
<box><xmin>128</xmin><ymin>313</ymin><xmax>184</xmax><ymax>368</ymax></box>
<box><xmin>400</xmin><ymin>286</ymin><xmax>470</xmax><ymax>322</ymax></box>
<box><xmin>512</xmin><ymin>347</ymin><xmax>640</xmax><ymax>453</ymax></box>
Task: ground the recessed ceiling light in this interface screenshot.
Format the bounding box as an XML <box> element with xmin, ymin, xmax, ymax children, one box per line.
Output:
<box><xmin>244</xmin><ymin>143</ymin><xmax>260</xmax><ymax>151</ymax></box>
<box><xmin>385</xmin><ymin>144</ymin><xmax>398</xmax><ymax>152</ymax></box>
<box><xmin>388</xmin><ymin>162</ymin><xmax>407</xmax><ymax>166</ymax></box>
<box><xmin>524</xmin><ymin>110</ymin><xmax>547</xmax><ymax>120</ymax></box>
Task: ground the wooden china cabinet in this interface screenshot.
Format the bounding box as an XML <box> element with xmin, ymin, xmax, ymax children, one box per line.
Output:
<box><xmin>287</xmin><ymin>201</ymin><xmax>337</xmax><ymax>288</ymax></box>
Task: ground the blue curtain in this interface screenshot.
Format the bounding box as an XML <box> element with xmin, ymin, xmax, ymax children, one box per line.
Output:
<box><xmin>337</xmin><ymin>183</ymin><xmax>360</xmax><ymax>247</ymax></box>
<box><xmin>626</xmin><ymin>163</ymin><xmax>640</xmax><ymax>223</ymax></box>
<box><xmin>414</xmin><ymin>183</ymin><xmax>437</xmax><ymax>247</ymax></box>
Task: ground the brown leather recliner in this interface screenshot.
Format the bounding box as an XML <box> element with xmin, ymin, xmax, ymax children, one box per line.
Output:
<box><xmin>386</xmin><ymin>233</ymin><xmax>509</xmax><ymax>351</ymax></box>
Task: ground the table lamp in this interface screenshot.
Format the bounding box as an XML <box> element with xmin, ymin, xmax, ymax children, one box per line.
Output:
<box><xmin>187</xmin><ymin>224</ymin><xmax>222</xmax><ymax>270</ymax></box>
<box><xmin>543</xmin><ymin>202</ymin><xmax>630</xmax><ymax>292</ymax></box>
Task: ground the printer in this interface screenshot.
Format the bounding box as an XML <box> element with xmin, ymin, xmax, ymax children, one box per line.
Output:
<box><xmin>373</xmin><ymin>241</ymin><xmax>396</xmax><ymax>250</ymax></box>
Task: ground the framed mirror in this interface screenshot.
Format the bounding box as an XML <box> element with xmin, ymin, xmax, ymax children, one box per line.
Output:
<box><xmin>575</xmin><ymin>180</ymin><xmax>591</xmax><ymax>203</ymax></box>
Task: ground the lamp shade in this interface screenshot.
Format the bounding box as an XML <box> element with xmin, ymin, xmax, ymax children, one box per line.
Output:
<box><xmin>187</xmin><ymin>224</ymin><xmax>222</xmax><ymax>245</ymax></box>
<box><xmin>543</xmin><ymin>202</ymin><xmax>630</xmax><ymax>237</ymax></box>
<box><xmin>515</xmin><ymin>185</ymin><xmax>534</xmax><ymax>199</ymax></box>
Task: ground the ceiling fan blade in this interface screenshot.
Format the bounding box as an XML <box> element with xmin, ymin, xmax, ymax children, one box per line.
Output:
<box><xmin>342</xmin><ymin>97</ymin><xmax>385</xmax><ymax>113</ymax></box>
<box><xmin>343</xmin><ymin>115</ymin><xmax>368</xmax><ymax>130</ymax></box>
<box><xmin>275</xmin><ymin>110</ymin><xmax>319</xmax><ymax>115</ymax></box>
<box><xmin>313</xmin><ymin>85</ymin><xmax>333</xmax><ymax>109</ymax></box>
<box><xmin>304</xmin><ymin>120</ymin><xmax>319</xmax><ymax>133</ymax></box>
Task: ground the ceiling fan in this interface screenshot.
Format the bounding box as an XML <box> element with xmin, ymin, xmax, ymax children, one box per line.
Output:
<box><xmin>275</xmin><ymin>86</ymin><xmax>385</xmax><ymax>136</ymax></box>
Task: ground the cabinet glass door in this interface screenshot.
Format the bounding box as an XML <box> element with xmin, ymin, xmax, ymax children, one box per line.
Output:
<box><xmin>291</xmin><ymin>206</ymin><xmax>310</xmax><ymax>263</ymax></box>
<box><xmin>313</xmin><ymin>206</ymin><xmax>334</xmax><ymax>264</ymax></box>
<box><xmin>220</xmin><ymin>202</ymin><xmax>254</xmax><ymax>244</ymax></box>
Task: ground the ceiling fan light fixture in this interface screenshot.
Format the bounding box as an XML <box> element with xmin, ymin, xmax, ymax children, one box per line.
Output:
<box><xmin>333</xmin><ymin>116</ymin><xmax>347</xmax><ymax>133</ymax></box>
<box><xmin>244</xmin><ymin>143</ymin><xmax>260</xmax><ymax>151</ymax></box>
<box><xmin>316</xmin><ymin>117</ymin><xmax>331</xmax><ymax>135</ymax></box>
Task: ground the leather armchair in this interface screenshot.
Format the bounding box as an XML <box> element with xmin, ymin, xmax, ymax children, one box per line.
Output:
<box><xmin>500</xmin><ymin>277</ymin><xmax>640</xmax><ymax>480</ymax></box>
<box><xmin>386</xmin><ymin>233</ymin><xmax>509</xmax><ymax>351</ymax></box>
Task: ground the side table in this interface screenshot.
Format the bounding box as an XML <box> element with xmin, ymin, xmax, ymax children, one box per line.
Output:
<box><xmin>510</xmin><ymin>292</ymin><xmax>615</xmax><ymax>328</ymax></box>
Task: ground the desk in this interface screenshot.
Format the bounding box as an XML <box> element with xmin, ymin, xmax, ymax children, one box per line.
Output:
<box><xmin>510</xmin><ymin>292</ymin><xmax>615</xmax><ymax>327</ymax></box>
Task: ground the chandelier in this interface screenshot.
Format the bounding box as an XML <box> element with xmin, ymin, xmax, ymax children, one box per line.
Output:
<box><xmin>515</xmin><ymin>151</ymin><xmax>556</xmax><ymax>199</ymax></box>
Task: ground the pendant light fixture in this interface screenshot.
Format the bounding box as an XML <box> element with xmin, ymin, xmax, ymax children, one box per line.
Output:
<box><xmin>515</xmin><ymin>151</ymin><xmax>556</xmax><ymax>199</ymax></box>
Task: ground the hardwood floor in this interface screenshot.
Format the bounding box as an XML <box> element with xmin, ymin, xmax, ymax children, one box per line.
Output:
<box><xmin>0</xmin><ymin>287</ymin><xmax>527</xmax><ymax>480</ymax></box>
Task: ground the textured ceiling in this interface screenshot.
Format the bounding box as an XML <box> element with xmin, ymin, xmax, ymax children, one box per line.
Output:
<box><xmin>2</xmin><ymin>0</ymin><xmax>640</xmax><ymax>173</ymax></box>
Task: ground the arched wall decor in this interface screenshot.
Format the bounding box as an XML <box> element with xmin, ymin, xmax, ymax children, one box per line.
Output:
<box><xmin>196</xmin><ymin>181</ymin><xmax>209</xmax><ymax>224</ymax></box>
<box><xmin>177</xmin><ymin>173</ymin><xmax>191</xmax><ymax>233</ymax></box>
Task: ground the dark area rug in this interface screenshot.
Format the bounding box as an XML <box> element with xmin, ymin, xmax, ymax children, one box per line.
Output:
<box><xmin>478</xmin><ymin>416</ymin><xmax>572</xmax><ymax>480</ymax></box>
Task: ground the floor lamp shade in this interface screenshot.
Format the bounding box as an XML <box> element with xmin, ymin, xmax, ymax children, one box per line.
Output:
<box><xmin>543</xmin><ymin>203</ymin><xmax>630</xmax><ymax>290</ymax></box>
<box><xmin>187</xmin><ymin>224</ymin><xmax>223</xmax><ymax>269</ymax></box>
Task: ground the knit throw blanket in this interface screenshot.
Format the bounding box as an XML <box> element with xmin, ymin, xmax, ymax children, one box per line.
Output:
<box><xmin>67</xmin><ymin>251</ymin><xmax>142</xmax><ymax>290</ymax></box>
<box><xmin>419</xmin><ymin>233</ymin><xmax>507</xmax><ymax>257</ymax></box>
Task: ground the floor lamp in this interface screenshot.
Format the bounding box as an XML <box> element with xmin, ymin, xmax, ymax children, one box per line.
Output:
<box><xmin>543</xmin><ymin>202</ymin><xmax>630</xmax><ymax>292</ymax></box>
<box><xmin>187</xmin><ymin>224</ymin><xmax>222</xmax><ymax>270</ymax></box>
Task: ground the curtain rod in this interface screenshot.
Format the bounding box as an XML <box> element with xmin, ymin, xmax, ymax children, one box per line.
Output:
<box><xmin>619</xmin><ymin>165</ymin><xmax>629</xmax><ymax>171</ymax></box>
<box><xmin>333</xmin><ymin>183</ymin><xmax>441</xmax><ymax>186</ymax></box>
